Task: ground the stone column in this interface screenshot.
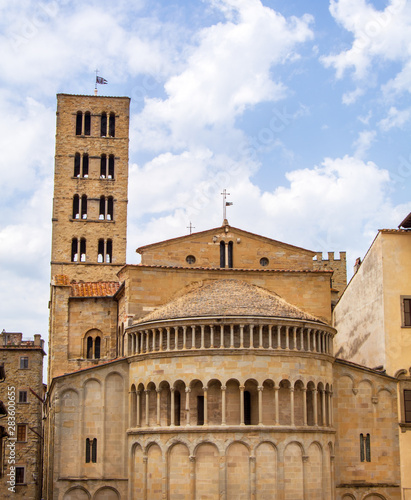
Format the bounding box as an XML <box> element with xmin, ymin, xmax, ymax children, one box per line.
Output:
<box><xmin>285</xmin><ymin>326</ymin><xmax>290</xmax><ymax>350</ymax></box>
<box><xmin>300</xmin><ymin>328</ymin><xmax>304</xmax><ymax>351</ymax></box>
<box><xmin>220</xmin><ymin>325</ymin><xmax>224</xmax><ymax>348</ymax></box>
<box><xmin>136</xmin><ymin>391</ymin><xmax>141</xmax><ymax>427</ymax></box>
<box><xmin>221</xmin><ymin>385</ymin><xmax>227</xmax><ymax>425</ymax></box>
<box><xmin>230</xmin><ymin>324</ymin><xmax>234</xmax><ymax>348</ymax></box>
<box><xmin>153</xmin><ymin>329</ymin><xmax>157</xmax><ymax>351</ymax></box>
<box><xmin>145</xmin><ymin>390</ymin><xmax>150</xmax><ymax>427</ymax></box>
<box><xmin>257</xmin><ymin>386</ymin><xmax>263</xmax><ymax>425</ymax></box>
<box><xmin>166</xmin><ymin>327</ymin><xmax>170</xmax><ymax>351</ymax></box>
<box><xmin>185</xmin><ymin>387</ymin><xmax>191</xmax><ymax>426</ymax></box>
<box><xmin>191</xmin><ymin>325</ymin><xmax>196</xmax><ymax>349</ymax></box>
<box><xmin>293</xmin><ymin>327</ymin><xmax>297</xmax><ymax>350</ymax></box>
<box><xmin>135</xmin><ymin>332</ymin><xmax>139</xmax><ymax>354</ymax></box>
<box><xmin>159</xmin><ymin>328</ymin><xmax>163</xmax><ymax>352</ymax></box>
<box><xmin>143</xmin><ymin>456</ymin><xmax>148</xmax><ymax>500</ymax></box>
<box><xmin>250</xmin><ymin>455</ymin><xmax>256</xmax><ymax>500</ymax></box>
<box><xmin>302</xmin><ymin>388</ymin><xmax>307</xmax><ymax>426</ymax></box>
<box><xmin>182</xmin><ymin>326</ymin><xmax>187</xmax><ymax>350</ymax></box>
<box><xmin>201</xmin><ymin>324</ymin><xmax>205</xmax><ymax>349</ymax></box>
<box><xmin>240</xmin><ymin>324</ymin><xmax>244</xmax><ymax>348</ymax></box>
<box><xmin>240</xmin><ymin>385</ymin><xmax>245</xmax><ymax>425</ymax></box>
<box><xmin>203</xmin><ymin>386</ymin><xmax>208</xmax><ymax>425</ymax></box>
<box><xmin>313</xmin><ymin>330</ymin><xmax>317</xmax><ymax>352</ymax></box>
<box><xmin>321</xmin><ymin>389</ymin><xmax>326</xmax><ymax>426</ymax></box>
<box><xmin>259</xmin><ymin>325</ymin><xmax>263</xmax><ymax>348</ymax></box>
<box><xmin>329</xmin><ymin>391</ymin><xmax>333</xmax><ymax>426</ymax></box>
<box><xmin>250</xmin><ymin>324</ymin><xmax>254</xmax><ymax>348</ymax></box>
<box><xmin>307</xmin><ymin>329</ymin><xmax>311</xmax><ymax>351</ymax></box>
<box><xmin>274</xmin><ymin>386</ymin><xmax>279</xmax><ymax>425</ymax></box>
<box><xmin>210</xmin><ymin>325</ymin><xmax>214</xmax><ymax>348</ymax></box>
<box><xmin>189</xmin><ymin>456</ymin><xmax>196</xmax><ymax>499</ymax></box>
<box><xmin>156</xmin><ymin>389</ymin><xmax>161</xmax><ymax>426</ymax></box>
<box><xmin>302</xmin><ymin>455</ymin><xmax>309</xmax><ymax>500</ymax></box>
<box><xmin>277</xmin><ymin>325</ymin><xmax>281</xmax><ymax>349</ymax></box>
<box><xmin>290</xmin><ymin>387</ymin><xmax>295</xmax><ymax>426</ymax></box>
<box><xmin>170</xmin><ymin>388</ymin><xmax>175</xmax><ymax>427</ymax></box>
<box><xmin>174</xmin><ymin>327</ymin><xmax>179</xmax><ymax>351</ymax></box>
<box><xmin>268</xmin><ymin>325</ymin><xmax>273</xmax><ymax>349</ymax></box>
<box><xmin>313</xmin><ymin>389</ymin><xmax>318</xmax><ymax>426</ymax></box>
<box><xmin>145</xmin><ymin>330</ymin><xmax>149</xmax><ymax>352</ymax></box>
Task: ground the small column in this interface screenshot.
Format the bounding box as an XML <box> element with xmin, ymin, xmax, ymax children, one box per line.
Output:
<box><xmin>203</xmin><ymin>387</ymin><xmax>208</xmax><ymax>425</ymax></box>
<box><xmin>143</xmin><ymin>456</ymin><xmax>148</xmax><ymax>500</ymax></box>
<box><xmin>268</xmin><ymin>325</ymin><xmax>272</xmax><ymax>349</ymax></box>
<box><xmin>174</xmin><ymin>327</ymin><xmax>179</xmax><ymax>351</ymax></box>
<box><xmin>230</xmin><ymin>324</ymin><xmax>234</xmax><ymax>348</ymax></box>
<box><xmin>145</xmin><ymin>390</ymin><xmax>150</xmax><ymax>427</ymax></box>
<box><xmin>159</xmin><ymin>328</ymin><xmax>163</xmax><ymax>352</ymax></box>
<box><xmin>274</xmin><ymin>386</ymin><xmax>279</xmax><ymax>425</ymax></box>
<box><xmin>307</xmin><ymin>329</ymin><xmax>311</xmax><ymax>351</ymax></box>
<box><xmin>300</xmin><ymin>328</ymin><xmax>304</xmax><ymax>351</ymax></box>
<box><xmin>250</xmin><ymin>324</ymin><xmax>254</xmax><ymax>348</ymax></box>
<box><xmin>321</xmin><ymin>389</ymin><xmax>326</xmax><ymax>426</ymax></box>
<box><xmin>239</xmin><ymin>385</ymin><xmax>245</xmax><ymax>425</ymax></box>
<box><xmin>220</xmin><ymin>325</ymin><xmax>224</xmax><ymax>348</ymax></box>
<box><xmin>250</xmin><ymin>456</ymin><xmax>256</xmax><ymax>500</ymax></box>
<box><xmin>329</xmin><ymin>391</ymin><xmax>333</xmax><ymax>426</ymax></box>
<box><xmin>210</xmin><ymin>325</ymin><xmax>214</xmax><ymax>348</ymax></box>
<box><xmin>285</xmin><ymin>326</ymin><xmax>290</xmax><ymax>350</ymax></box>
<box><xmin>166</xmin><ymin>327</ymin><xmax>171</xmax><ymax>351</ymax></box>
<box><xmin>170</xmin><ymin>388</ymin><xmax>175</xmax><ymax>427</ymax></box>
<box><xmin>302</xmin><ymin>455</ymin><xmax>309</xmax><ymax>500</ymax></box>
<box><xmin>156</xmin><ymin>389</ymin><xmax>161</xmax><ymax>426</ymax></box>
<box><xmin>257</xmin><ymin>386</ymin><xmax>264</xmax><ymax>425</ymax></box>
<box><xmin>290</xmin><ymin>387</ymin><xmax>295</xmax><ymax>426</ymax></box>
<box><xmin>189</xmin><ymin>456</ymin><xmax>196</xmax><ymax>499</ymax></box>
<box><xmin>240</xmin><ymin>324</ymin><xmax>244</xmax><ymax>348</ymax></box>
<box><xmin>191</xmin><ymin>325</ymin><xmax>196</xmax><ymax>349</ymax></box>
<box><xmin>293</xmin><ymin>327</ymin><xmax>297</xmax><ymax>350</ymax></box>
<box><xmin>152</xmin><ymin>329</ymin><xmax>156</xmax><ymax>351</ymax></box>
<box><xmin>221</xmin><ymin>385</ymin><xmax>227</xmax><ymax>426</ymax></box>
<box><xmin>145</xmin><ymin>330</ymin><xmax>149</xmax><ymax>352</ymax></box>
<box><xmin>302</xmin><ymin>388</ymin><xmax>307</xmax><ymax>426</ymax></box>
<box><xmin>185</xmin><ymin>388</ymin><xmax>191</xmax><ymax>426</ymax></box>
<box><xmin>182</xmin><ymin>326</ymin><xmax>187</xmax><ymax>350</ymax></box>
<box><xmin>259</xmin><ymin>325</ymin><xmax>263</xmax><ymax>348</ymax></box>
<box><xmin>201</xmin><ymin>325</ymin><xmax>205</xmax><ymax>349</ymax></box>
<box><xmin>313</xmin><ymin>330</ymin><xmax>317</xmax><ymax>352</ymax></box>
<box><xmin>313</xmin><ymin>389</ymin><xmax>318</xmax><ymax>426</ymax></box>
<box><xmin>277</xmin><ymin>325</ymin><xmax>281</xmax><ymax>349</ymax></box>
<box><xmin>136</xmin><ymin>391</ymin><xmax>141</xmax><ymax>427</ymax></box>
<box><xmin>136</xmin><ymin>333</ymin><xmax>139</xmax><ymax>354</ymax></box>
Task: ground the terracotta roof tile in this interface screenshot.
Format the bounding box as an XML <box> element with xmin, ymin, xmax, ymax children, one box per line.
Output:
<box><xmin>134</xmin><ymin>264</ymin><xmax>331</xmax><ymax>273</ymax></box>
<box><xmin>53</xmin><ymin>275</ymin><xmax>70</xmax><ymax>286</ymax></box>
<box><xmin>70</xmin><ymin>281</ymin><xmax>120</xmax><ymax>297</ymax></box>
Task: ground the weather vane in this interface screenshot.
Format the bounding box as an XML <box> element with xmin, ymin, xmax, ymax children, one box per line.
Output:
<box><xmin>221</xmin><ymin>189</ymin><xmax>233</xmax><ymax>222</ymax></box>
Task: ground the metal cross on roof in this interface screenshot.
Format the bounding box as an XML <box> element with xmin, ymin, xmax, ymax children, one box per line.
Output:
<box><xmin>221</xmin><ymin>189</ymin><xmax>233</xmax><ymax>222</ymax></box>
<box><xmin>187</xmin><ymin>222</ymin><xmax>195</xmax><ymax>234</ymax></box>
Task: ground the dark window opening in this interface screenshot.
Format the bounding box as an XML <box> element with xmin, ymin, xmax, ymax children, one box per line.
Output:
<box><xmin>87</xmin><ymin>337</ymin><xmax>93</xmax><ymax>359</ymax></box>
<box><xmin>76</xmin><ymin>111</ymin><xmax>82</xmax><ymax>135</ymax></box>
<box><xmin>84</xmin><ymin>112</ymin><xmax>91</xmax><ymax>136</ymax></box>
<box><xmin>86</xmin><ymin>438</ymin><xmax>90</xmax><ymax>462</ymax></box>
<box><xmin>197</xmin><ymin>395</ymin><xmax>204</xmax><ymax>425</ymax></box>
<box><xmin>109</xmin><ymin>112</ymin><xmax>115</xmax><ymax>137</ymax></box>
<box><xmin>82</xmin><ymin>153</ymin><xmax>89</xmax><ymax>177</ymax></box>
<box><xmin>72</xmin><ymin>195</ymin><xmax>80</xmax><ymax>219</ymax></box>
<box><xmin>405</xmin><ymin>390</ymin><xmax>411</xmax><ymax>422</ymax></box>
<box><xmin>101</xmin><ymin>112</ymin><xmax>107</xmax><ymax>137</ymax></box>
<box><xmin>175</xmin><ymin>391</ymin><xmax>181</xmax><ymax>426</ymax></box>
<box><xmin>108</xmin><ymin>155</ymin><xmax>114</xmax><ymax>179</ymax></box>
<box><xmin>80</xmin><ymin>238</ymin><xmax>86</xmax><ymax>262</ymax></box>
<box><xmin>360</xmin><ymin>433</ymin><xmax>371</xmax><ymax>462</ymax></box>
<box><xmin>186</xmin><ymin>255</ymin><xmax>196</xmax><ymax>265</ymax></box>
<box><xmin>404</xmin><ymin>298</ymin><xmax>411</xmax><ymax>326</ymax></box>
<box><xmin>106</xmin><ymin>239</ymin><xmax>112</xmax><ymax>263</ymax></box>
<box><xmin>99</xmin><ymin>196</ymin><xmax>105</xmax><ymax>220</ymax></box>
<box><xmin>98</xmin><ymin>239</ymin><xmax>104</xmax><ymax>263</ymax></box>
<box><xmin>260</xmin><ymin>257</ymin><xmax>269</xmax><ymax>267</ymax></box>
<box><xmin>94</xmin><ymin>337</ymin><xmax>101</xmax><ymax>359</ymax></box>
<box><xmin>74</xmin><ymin>153</ymin><xmax>81</xmax><ymax>177</ymax></box>
<box><xmin>18</xmin><ymin>391</ymin><xmax>27</xmax><ymax>403</ymax></box>
<box><xmin>92</xmin><ymin>438</ymin><xmax>97</xmax><ymax>463</ymax></box>
<box><xmin>17</xmin><ymin>424</ymin><xmax>26</xmax><ymax>442</ymax></box>
<box><xmin>71</xmin><ymin>238</ymin><xmax>78</xmax><ymax>262</ymax></box>
<box><xmin>107</xmin><ymin>197</ymin><xmax>113</xmax><ymax>220</ymax></box>
<box><xmin>228</xmin><ymin>241</ymin><xmax>233</xmax><ymax>268</ymax></box>
<box><xmin>20</xmin><ymin>357</ymin><xmax>28</xmax><ymax>369</ymax></box>
<box><xmin>100</xmin><ymin>154</ymin><xmax>107</xmax><ymax>178</ymax></box>
<box><xmin>15</xmin><ymin>467</ymin><xmax>25</xmax><ymax>484</ymax></box>
<box><xmin>220</xmin><ymin>241</ymin><xmax>225</xmax><ymax>267</ymax></box>
<box><xmin>81</xmin><ymin>195</ymin><xmax>87</xmax><ymax>219</ymax></box>
<box><xmin>244</xmin><ymin>390</ymin><xmax>251</xmax><ymax>425</ymax></box>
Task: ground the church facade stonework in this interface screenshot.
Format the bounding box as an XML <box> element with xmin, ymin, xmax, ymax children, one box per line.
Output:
<box><xmin>43</xmin><ymin>94</ymin><xmax>402</xmax><ymax>500</ymax></box>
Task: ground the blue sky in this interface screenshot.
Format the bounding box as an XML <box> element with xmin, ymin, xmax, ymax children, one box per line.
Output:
<box><xmin>1</xmin><ymin>0</ymin><xmax>411</xmax><ymax>347</ymax></box>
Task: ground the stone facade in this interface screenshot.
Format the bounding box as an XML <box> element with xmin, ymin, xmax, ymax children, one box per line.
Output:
<box><xmin>0</xmin><ymin>331</ymin><xmax>45</xmax><ymax>499</ymax></box>
<box><xmin>43</xmin><ymin>93</ymin><xmax>403</xmax><ymax>500</ymax></box>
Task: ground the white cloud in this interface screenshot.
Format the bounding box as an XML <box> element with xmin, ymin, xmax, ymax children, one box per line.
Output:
<box><xmin>342</xmin><ymin>87</ymin><xmax>365</xmax><ymax>105</ymax></box>
<box><xmin>378</xmin><ymin>106</ymin><xmax>411</xmax><ymax>131</ymax></box>
<box><xmin>353</xmin><ymin>130</ymin><xmax>376</xmax><ymax>158</ymax></box>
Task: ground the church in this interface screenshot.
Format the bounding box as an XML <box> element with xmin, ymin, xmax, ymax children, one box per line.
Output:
<box><xmin>42</xmin><ymin>93</ymin><xmax>406</xmax><ymax>500</ymax></box>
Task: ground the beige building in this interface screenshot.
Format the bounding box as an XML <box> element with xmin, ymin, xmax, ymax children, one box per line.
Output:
<box><xmin>0</xmin><ymin>331</ymin><xmax>45</xmax><ymax>500</ymax></box>
<box><xmin>334</xmin><ymin>219</ymin><xmax>411</xmax><ymax>500</ymax></box>
<box><xmin>43</xmin><ymin>93</ymin><xmax>403</xmax><ymax>500</ymax></box>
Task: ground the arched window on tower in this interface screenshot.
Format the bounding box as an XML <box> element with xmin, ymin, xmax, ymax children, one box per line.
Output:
<box><xmin>80</xmin><ymin>238</ymin><xmax>86</xmax><ymax>262</ymax></box>
<box><xmin>109</xmin><ymin>112</ymin><xmax>115</xmax><ymax>137</ymax></box>
<box><xmin>106</xmin><ymin>239</ymin><xmax>112</xmax><ymax>263</ymax></box>
<box><xmin>84</xmin><ymin>111</ymin><xmax>91</xmax><ymax>136</ymax></box>
<box><xmin>108</xmin><ymin>155</ymin><xmax>114</xmax><ymax>179</ymax></box>
<box><xmin>76</xmin><ymin>111</ymin><xmax>82</xmax><ymax>135</ymax></box>
<box><xmin>101</xmin><ymin>112</ymin><xmax>107</xmax><ymax>137</ymax></box>
<box><xmin>220</xmin><ymin>241</ymin><xmax>225</xmax><ymax>267</ymax></box>
<box><xmin>82</xmin><ymin>153</ymin><xmax>89</xmax><ymax>177</ymax></box>
<box><xmin>71</xmin><ymin>238</ymin><xmax>78</xmax><ymax>262</ymax></box>
<box><xmin>74</xmin><ymin>153</ymin><xmax>81</xmax><ymax>177</ymax></box>
<box><xmin>228</xmin><ymin>241</ymin><xmax>233</xmax><ymax>268</ymax></box>
<box><xmin>84</xmin><ymin>330</ymin><xmax>104</xmax><ymax>359</ymax></box>
<box><xmin>98</xmin><ymin>239</ymin><xmax>104</xmax><ymax>262</ymax></box>
<box><xmin>72</xmin><ymin>195</ymin><xmax>80</xmax><ymax>219</ymax></box>
<box><xmin>107</xmin><ymin>197</ymin><xmax>113</xmax><ymax>220</ymax></box>
<box><xmin>81</xmin><ymin>195</ymin><xmax>87</xmax><ymax>219</ymax></box>
<box><xmin>87</xmin><ymin>337</ymin><xmax>93</xmax><ymax>359</ymax></box>
<box><xmin>100</xmin><ymin>154</ymin><xmax>107</xmax><ymax>178</ymax></box>
<box><xmin>94</xmin><ymin>337</ymin><xmax>101</xmax><ymax>359</ymax></box>
<box><xmin>99</xmin><ymin>196</ymin><xmax>105</xmax><ymax>220</ymax></box>
<box><xmin>97</xmin><ymin>239</ymin><xmax>112</xmax><ymax>263</ymax></box>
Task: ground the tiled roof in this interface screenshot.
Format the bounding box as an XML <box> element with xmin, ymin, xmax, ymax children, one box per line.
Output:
<box><xmin>70</xmin><ymin>281</ymin><xmax>120</xmax><ymax>297</ymax></box>
<box><xmin>53</xmin><ymin>275</ymin><xmax>70</xmax><ymax>286</ymax></box>
<box><xmin>131</xmin><ymin>264</ymin><xmax>331</xmax><ymax>273</ymax></box>
<box><xmin>136</xmin><ymin>279</ymin><xmax>325</xmax><ymax>325</ymax></box>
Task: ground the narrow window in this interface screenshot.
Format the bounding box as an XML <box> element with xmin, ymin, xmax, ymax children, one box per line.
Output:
<box><xmin>94</xmin><ymin>337</ymin><xmax>101</xmax><ymax>359</ymax></box>
<box><xmin>20</xmin><ymin>357</ymin><xmax>28</xmax><ymax>369</ymax></box>
<box><xmin>99</xmin><ymin>196</ymin><xmax>105</xmax><ymax>220</ymax></box>
<box><xmin>197</xmin><ymin>396</ymin><xmax>204</xmax><ymax>425</ymax></box>
<box><xmin>76</xmin><ymin>111</ymin><xmax>82</xmax><ymax>135</ymax></box>
<box><xmin>15</xmin><ymin>467</ymin><xmax>25</xmax><ymax>484</ymax></box>
<box><xmin>108</xmin><ymin>155</ymin><xmax>114</xmax><ymax>179</ymax></box>
<box><xmin>405</xmin><ymin>390</ymin><xmax>411</xmax><ymax>423</ymax></box>
<box><xmin>106</xmin><ymin>239</ymin><xmax>112</xmax><ymax>263</ymax></box>
<box><xmin>72</xmin><ymin>195</ymin><xmax>80</xmax><ymax>219</ymax></box>
<box><xmin>17</xmin><ymin>424</ymin><xmax>27</xmax><ymax>442</ymax></box>
<box><xmin>74</xmin><ymin>153</ymin><xmax>81</xmax><ymax>177</ymax></box>
<box><xmin>101</xmin><ymin>112</ymin><xmax>107</xmax><ymax>137</ymax></box>
<box><xmin>18</xmin><ymin>391</ymin><xmax>27</xmax><ymax>403</ymax></box>
<box><xmin>100</xmin><ymin>154</ymin><xmax>107</xmax><ymax>178</ymax></box>
<box><xmin>107</xmin><ymin>196</ymin><xmax>113</xmax><ymax>220</ymax></box>
<box><xmin>80</xmin><ymin>238</ymin><xmax>86</xmax><ymax>262</ymax></box>
<box><xmin>109</xmin><ymin>112</ymin><xmax>115</xmax><ymax>137</ymax></box>
<box><xmin>85</xmin><ymin>438</ymin><xmax>91</xmax><ymax>463</ymax></box>
<box><xmin>98</xmin><ymin>239</ymin><xmax>104</xmax><ymax>263</ymax></box>
<box><xmin>360</xmin><ymin>434</ymin><xmax>365</xmax><ymax>462</ymax></box>
<box><xmin>71</xmin><ymin>238</ymin><xmax>78</xmax><ymax>262</ymax></box>
<box><xmin>87</xmin><ymin>337</ymin><xmax>93</xmax><ymax>359</ymax></box>
<box><xmin>244</xmin><ymin>390</ymin><xmax>251</xmax><ymax>425</ymax></box>
<box><xmin>365</xmin><ymin>433</ymin><xmax>371</xmax><ymax>462</ymax></box>
<box><xmin>175</xmin><ymin>391</ymin><xmax>181</xmax><ymax>426</ymax></box>
<box><xmin>81</xmin><ymin>195</ymin><xmax>87</xmax><ymax>219</ymax></box>
<box><xmin>220</xmin><ymin>241</ymin><xmax>225</xmax><ymax>267</ymax></box>
<box><xmin>404</xmin><ymin>298</ymin><xmax>411</xmax><ymax>326</ymax></box>
<box><xmin>228</xmin><ymin>241</ymin><xmax>233</xmax><ymax>268</ymax></box>
<box><xmin>84</xmin><ymin>111</ymin><xmax>91</xmax><ymax>136</ymax></box>
<box><xmin>92</xmin><ymin>438</ymin><xmax>97</xmax><ymax>463</ymax></box>
<box><xmin>82</xmin><ymin>153</ymin><xmax>89</xmax><ymax>177</ymax></box>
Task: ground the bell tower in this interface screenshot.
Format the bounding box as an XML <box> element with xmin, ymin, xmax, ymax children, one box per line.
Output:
<box><xmin>51</xmin><ymin>93</ymin><xmax>130</xmax><ymax>282</ymax></box>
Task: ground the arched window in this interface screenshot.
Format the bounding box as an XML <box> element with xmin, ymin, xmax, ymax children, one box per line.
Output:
<box><xmin>107</xmin><ymin>197</ymin><xmax>113</xmax><ymax>220</ymax></box>
<box><xmin>175</xmin><ymin>391</ymin><xmax>181</xmax><ymax>426</ymax></box>
<box><xmin>108</xmin><ymin>155</ymin><xmax>114</xmax><ymax>179</ymax></box>
<box><xmin>244</xmin><ymin>390</ymin><xmax>251</xmax><ymax>425</ymax></box>
<box><xmin>84</xmin><ymin>112</ymin><xmax>91</xmax><ymax>136</ymax></box>
<box><xmin>228</xmin><ymin>241</ymin><xmax>233</xmax><ymax>268</ymax></box>
<box><xmin>71</xmin><ymin>238</ymin><xmax>78</xmax><ymax>262</ymax></box>
<box><xmin>80</xmin><ymin>238</ymin><xmax>86</xmax><ymax>262</ymax></box>
<box><xmin>76</xmin><ymin>111</ymin><xmax>82</xmax><ymax>135</ymax></box>
<box><xmin>109</xmin><ymin>112</ymin><xmax>115</xmax><ymax>137</ymax></box>
<box><xmin>94</xmin><ymin>337</ymin><xmax>101</xmax><ymax>359</ymax></box>
<box><xmin>197</xmin><ymin>396</ymin><xmax>204</xmax><ymax>425</ymax></box>
<box><xmin>85</xmin><ymin>438</ymin><xmax>91</xmax><ymax>462</ymax></box>
<box><xmin>98</xmin><ymin>239</ymin><xmax>104</xmax><ymax>262</ymax></box>
<box><xmin>100</xmin><ymin>154</ymin><xmax>107</xmax><ymax>178</ymax></box>
<box><xmin>106</xmin><ymin>239</ymin><xmax>112</xmax><ymax>263</ymax></box>
<box><xmin>92</xmin><ymin>438</ymin><xmax>97</xmax><ymax>463</ymax></box>
<box><xmin>220</xmin><ymin>241</ymin><xmax>225</xmax><ymax>267</ymax></box>
<box><xmin>99</xmin><ymin>197</ymin><xmax>105</xmax><ymax>220</ymax></box>
<box><xmin>82</xmin><ymin>153</ymin><xmax>89</xmax><ymax>177</ymax></box>
<box><xmin>81</xmin><ymin>195</ymin><xmax>87</xmax><ymax>219</ymax></box>
<box><xmin>98</xmin><ymin>197</ymin><xmax>114</xmax><ymax>221</ymax></box>
<box><xmin>72</xmin><ymin>195</ymin><xmax>80</xmax><ymax>219</ymax></box>
<box><xmin>101</xmin><ymin>112</ymin><xmax>107</xmax><ymax>137</ymax></box>
<box><xmin>87</xmin><ymin>337</ymin><xmax>93</xmax><ymax>359</ymax></box>
<box><xmin>74</xmin><ymin>153</ymin><xmax>81</xmax><ymax>177</ymax></box>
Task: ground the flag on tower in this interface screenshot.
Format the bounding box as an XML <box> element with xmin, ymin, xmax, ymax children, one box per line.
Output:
<box><xmin>226</xmin><ymin>202</ymin><xmax>233</xmax><ymax>206</ymax></box>
<box><xmin>96</xmin><ymin>76</ymin><xmax>108</xmax><ymax>85</ymax></box>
